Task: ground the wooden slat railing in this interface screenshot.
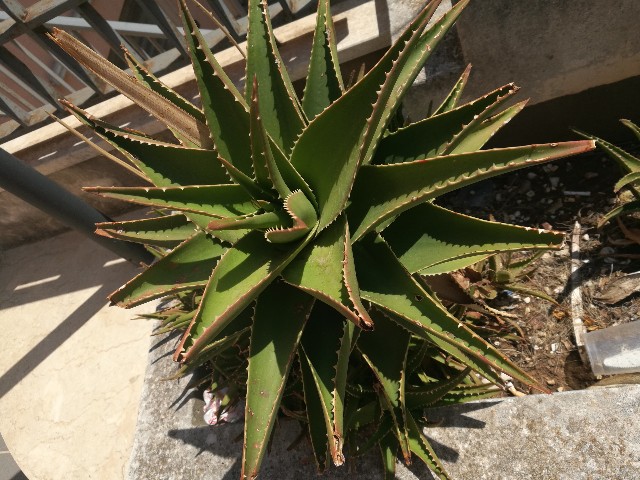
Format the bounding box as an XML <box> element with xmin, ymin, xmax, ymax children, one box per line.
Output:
<box><xmin>0</xmin><ymin>0</ymin><xmax>317</xmax><ymax>140</ymax></box>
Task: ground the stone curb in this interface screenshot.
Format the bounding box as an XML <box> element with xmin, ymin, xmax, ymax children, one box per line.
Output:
<box><xmin>127</xmin><ymin>329</ymin><xmax>640</xmax><ymax>480</ymax></box>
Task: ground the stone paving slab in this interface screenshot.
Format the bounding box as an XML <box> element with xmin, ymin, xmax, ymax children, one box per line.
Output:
<box><xmin>0</xmin><ymin>433</ymin><xmax>26</xmax><ymax>480</ymax></box>
<box><xmin>127</xmin><ymin>332</ymin><xmax>432</xmax><ymax>480</ymax></box>
<box><xmin>426</xmin><ymin>384</ymin><xmax>640</xmax><ymax>480</ymax></box>
<box><xmin>128</xmin><ymin>329</ymin><xmax>640</xmax><ymax>480</ymax></box>
<box><xmin>0</xmin><ymin>228</ymin><xmax>155</xmax><ymax>480</ymax></box>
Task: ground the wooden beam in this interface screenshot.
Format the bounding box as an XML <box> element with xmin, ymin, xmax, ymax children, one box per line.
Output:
<box><xmin>0</xmin><ymin>0</ymin><xmax>389</xmax><ymax>181</ymax></box>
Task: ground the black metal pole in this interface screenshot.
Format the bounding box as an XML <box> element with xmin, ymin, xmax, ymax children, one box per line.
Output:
<box><xmin>0</xmin><ymin>147</ymin><xmax>154</xmax><ymax>265</ymax></box>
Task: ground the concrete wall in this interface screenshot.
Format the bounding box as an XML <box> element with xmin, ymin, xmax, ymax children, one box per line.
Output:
<box><xmin>455</xmin><ymin>0</ymin><xmax>640</xmax><ymax>105</ymax></box>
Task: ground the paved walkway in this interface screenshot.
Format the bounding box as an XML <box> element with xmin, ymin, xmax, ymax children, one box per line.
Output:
<box><xmin>129</xmin><ymin>327</ymin><xmax>640</xmax><ymax>480</ymax></box>
<box><xmin>0</xmin><ymin>228</ymin><xmax>155</xmax><ymax>479</ymax></box>
<box><xmin>0</xmin><ymin>434</ymin><xmax>26</xmax><ymax>480</ymax></box>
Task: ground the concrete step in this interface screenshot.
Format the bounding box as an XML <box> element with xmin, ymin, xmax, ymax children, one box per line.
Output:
<box><xmin>128</xmin><ymin>328</ymin><xmax>640</xmax><ymax>479</ymax></box>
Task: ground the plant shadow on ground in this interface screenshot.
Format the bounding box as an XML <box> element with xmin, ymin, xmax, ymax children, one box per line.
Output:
<box><xmin>159</xmin><ymin>325</ymin><xmax>499</xmax><ymax>477</ymax></box>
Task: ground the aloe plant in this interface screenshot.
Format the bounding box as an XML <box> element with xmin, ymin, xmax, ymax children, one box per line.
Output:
<box><xmin>576</xmin><ymin>120</ymin><xmax>640</xmax><ymax>229</ymax></box>
<box><xmin>50</xmin><ymin>0</ymin><xmax>594</xmax><ymax>478</ymax></box>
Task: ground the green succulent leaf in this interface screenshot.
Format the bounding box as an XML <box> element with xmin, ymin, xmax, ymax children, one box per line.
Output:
<box><xmin>405</xmin><ymin>367</ymin><xmax>471</xmax><ymax>409</ymax></box>
<box><xmin>64</xmin><ymin>103</ymin><xmax>229</xmax><ymax>187</ymax></box>
<box><xmin>188</xmin><ymin>213</ymin><xmax>248</xmax><ymax>244</ymax></box>
<box><xmin>432</xmin><ymin>64</ymin><xmax>471</xmax><ymax>116</ymax></box>
<box><xmin>179</xmin><ymin>0</ymin><xmax>255</xmax><ymax>176</ymax></box>
<box><xmin>264</xmin><ymin>190</ymin><xmax>318</xmax><ymax>243</ymax></box>
<box><xmin>206</xmin><ymin>209</ymin><xmax>290</xmax><ymax>232</ymax></box>
<box><xmin>444</xmin><ymin>99</ymin><xmax>528</xmax><ymax>156</ymax></box>
<box><xmin>249</xmin><ymin>76</ymin><xmax>281</xmax><ymax>194</ymax></box>
<box><xmin>574</xmin><ymin>128</ymin><xmax>640</xmax><ymax>173</ymax></box>
<box><xmin>246</xmin><ymin>0</ymin><xmax>305</xmax><ymax>153</ymax></box>
<box><xmin>598</xmin><ymin>200</ymin><xmax>640</xmax><ymax>228</ymax></box>
<box><xmin>175</xmin><ymin>229</ymin><xmax>315</xmax><ymax>363</ymax></box>
<box><xmin>300</xmin><ymin>303</ymin><xmax>353</xmax><ymax>466</ymax></box>
<box><xmin>431</xmin><ymin>383</ymin><xmax>501</xmax><ymax>406</ymax></box>
<box><xmin>282</xmin><ymin>215</ymin><xmax>372</xmax><ymax>329</ymax></box>
<box><xmin>373</xmin><ymin>83</ymin><xmax>519</xmax><ymax>165</ymax></box>
<box><xmin>406</xmin><ymin>411</ymin><xmax>451</xmax><ymax>480</ymax></box>
<box><xmin>109</xmin><ymin>231</ymin><xmax>225</xmax><ymax>307</ymax></box>
<box><xmin>621</xmin><ymin>119</ymin><xmax>640</xmax><ymax>142</ymax></box>
<box><xmin>382</xmin><ymin>202</ymin><xmax>564</xmax><ymax>275</ymax></box>
<box><xmin>379</xmin><ymin>431</ymin><xmax>399</xmax><ymax>480</ymax></box>
<box><xmin>242</xmin><ymin>281</ymin><xmax>313</xmax><ymax>480</ymax></box>
<box><xmin>406</xmin><ymin>339</ymin><xmax>430</xmax><ymax>374</ymax></box>
<box><xmin>355</xmin><ymin>413</ymin><xmax>394</xmax><ymax>457</ymax></box>
<box><xmin>359</xmin><ymin>0</ymin><xmax>470</xmax><ymax>168</ymax></box>
<box><xmin>614</xmin><ymin>171</ymin><xmax>640</xmax><ymax>192</ymax></box>
<box><xmin>95</xmin><ymin>213</ymin><xmax>196</xmax><ymax>247</ymax></box>
<box><xmin>124</xmin><ymin>47</ymin><xmax>205</xmax><ymax>124</ymax></box>
<box><xmin>301</xmin><ymin>0</ymin><xmax>344</xmax><ymax>120</ymax></box>
<box><xmin>290</xmin><ymin>0</ymin><xmax>445</xmax><ymax>232</ymax></box>
<box><xmin>300</xmin><ymin>349</ymin><xmax>330</xmax><ymax>472</ymax></box>
<box><xmin>354</xmin><ymin>234</ymin><xmax>539</xmax><ymax>388</ymax></box>
<box><xmin>345</xmin><ymin>399</ymin><xmax>380</xmax><ymax>432</ymax></box>
<box><xmin>357</xmin><ymin>309</ymin><xmax>411</xmax><ymax>463</ymax></box>
<box><xmin>349</xmin><ymin>141</ymin><xmax>595</xmax><ymax>240</ymax></box>
<box><xmin>84</xmin><ymin>184</ymin><xmax>257</xmax><ymax>218</ymax></box>
<box><xmin>50</xmin><ymin>28</ymin><xmax>211</xmax><ymax>148</ymax></box>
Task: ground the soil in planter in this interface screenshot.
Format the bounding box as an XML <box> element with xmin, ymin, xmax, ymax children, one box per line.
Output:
<box><xmin>438</xmin><ymin>148</ymin><xmax>640</xmax><ymax>392</ymax></box>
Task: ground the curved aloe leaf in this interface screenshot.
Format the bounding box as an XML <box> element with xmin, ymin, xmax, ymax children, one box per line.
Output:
<box><xmin>598</xmin><ymin>200</ymin><xmax>640</xmax><ymax>228</ymax></box>
<box><xmin>249</xmin><ymin>76</ymin><xmax>280</xmax><ymax>194</ymax></box>
<box><xmin>290</xmin><ymin>0</ymin><xmax>445</xmax><ymax>231</ymax></box>
<box><xmin>379</xmin><ymin>431</ymin><xmax>399</xmax><ymax>480</ymax></box>
<box><xmin>175</xmin><ymin>229</ymin><xmax>315</xmax><ymax>362</ymax></box>
<box><xmin>95</xmin><ymin>214</ymin><xmax>196</xmax><ymax>247</ymax></box>
<box><xmin>109</xmin><ymin>231</ymin><xmax>225</xmax><ymax>307</ymax></box>
<box><xmin>621</xmin><ymin>119</ymin><xmax>640</xmax><ymax>141</ymax></box>
<box><xmin>49</xmin><ymin>29</ymin><xmax>210</xmax><ymax>148</ymax></box>
<box><xmin>431</xmin><ymin>383</ymin><xmax>501</xmax><ymax>407</ymax></box>
<box><xmin>349</xmin><ymin>141</ymin><xmax>595</xmax><ymax>240</ymax></box>
<box><xmin>299</xmin><ymin>350</ymin><xmax>330</xmax><ymax>472</ymax></box>
<box><xmin>300</xmin><ymin>303</ymin><xmax>353</xmax><ymax>466</ymax></box>
<box><xmin>85</xmin><ymin>184</ymin><xmax>256</xmax><ymax>218</ymax></box>
<box><xmin>382</xmin><ymin>202</ymin><xmax>564</xmax><ymax>275</ymax></box>
<box><xmin>355</xmin><ymin>413</ymin><xmax>393</xmax><ymax>457</ymax></box>
<box><xmin>432</xmin><ymin>64</ymin><xmax>471</xmax><ymax>116</ymax></box>
<box><xmin>242</xmin><ymin>281</ymin><xmax>313</xmax><ymax>480</ymax></box>
<box><xmin>64</xmin><ymin>102</ymin><xmax>230</xmax><ymax>187</ymax></box>
<box><xmin>373</xmin><ymin>83</ymin><xmax>518</xmax><ymax>164</ymax></box>
<box><xmin>354</xmin><ymin>234</ymin><xmax>540</xmax><ymax>389</ymax></box>
<box><xmin>264</xmin><ymin>190</ymin><xmax>318</xmax><ymax>243</ymax></box>
<box><xmin>406</xmin><ymin>411</ymin><xmax>451</xmax><ymax>480</ymax></box>
<box><xmin>180</xmin><ymin>0</ymin><xmax>254</xmax><ymax>177</ymax></box>
<box><xmin>358</xmin><ymin>309</ymin><xmax>411</xmax><ymax>462</ymax></box>
<box><xmin>207</xmin><ymin>209</ymin><xmax>290</xmax><ymax>232</ymax></box>
<box><xmin>359</xmin><ymin>0</ymin><xmax>470</xmax><ymax>168</ymax></box>
<box><xmin>405</xmin><ymin>367</ymin><xmax>470</xmax><ymax>409</ymax></box>
<box><xmin>443</xmin><ymin>99</ymin><xmax>528</xmax><ymax>156</ymax></box>
<box><xmin>282</xmin><ymin>215</ymin><xmax>371</xmax><ymax>329</ymax></box>
<box><xmin>614</xmin><ymin>171</ymin><xmax>640</xmax><ymax>192</ymax></box>
<box><xmin>301</xmin><ymin>0</ymin><xmax>344</xmax><ymax>120</ymax></box>
<box><xmin>246</xmin><ymin>0</ymin><xmax>305</xmax><ymax>153</ymax></box>
<box><xmin>123</xmin><ymin>47</ymin><xmax>205</xmax><ymax>124</ymax></box>
<box><xmin>574</xmin><ymin>128</ymin><xmax>640</xmax><ymax>173</ymax></box>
